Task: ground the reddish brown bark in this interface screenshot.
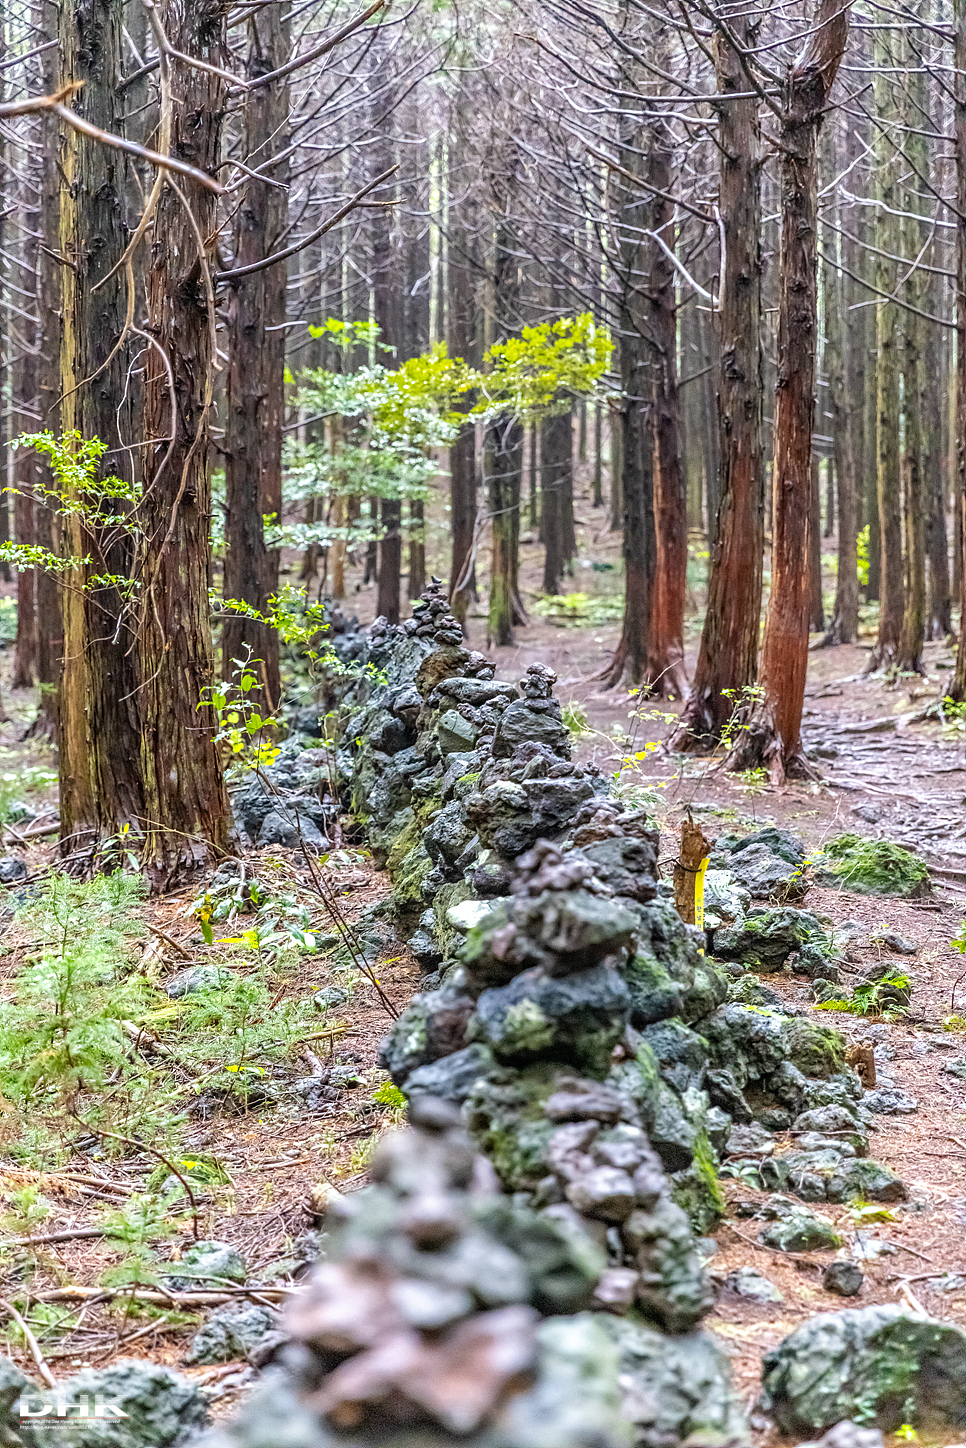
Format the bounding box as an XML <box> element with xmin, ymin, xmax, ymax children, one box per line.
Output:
<box><xmin>951</xmin><ymin>0</ymin><xmax>966</xmax><ymax>699</ymax></box>
<box><xmin>647</xmin><ymin>130</ymin><xmax>687</xmax><ymax>699</ymax></box>
<box><xmin>728</xmin><ymin>0</ymin><xmax>851</xmax><ymax>780</ymax></box>
<box><xmin>672</xmin><ymin>16</ymin><xmax>762</xmax><ymax>743</ymax></box>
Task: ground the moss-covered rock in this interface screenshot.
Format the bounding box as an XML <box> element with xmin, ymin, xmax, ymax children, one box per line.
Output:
<box><xmin>813</xmin><ymin>834</ymin><xmax>931</xmax><ymax>898</ymax></box>
<box><xmin>465</xmin><ymin>1063</ymin><xmax>568</xmax><ymax>1190</ymax></box>
<box><xmin>760</xmin><ymin>1305</ymin><xmax>966</xmax><ymax>1435</ymax></box>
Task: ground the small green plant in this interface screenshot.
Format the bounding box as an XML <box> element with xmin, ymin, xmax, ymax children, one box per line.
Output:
<box><xmin>3</xmin><ymin>1183</ymin><xmax>53</xmax><ymax>1232</ymax></box>
<box><xmin>941</xmin><ymin>697</ymin><xmax>966</xmax><ymax>734</ymax></box>
<box><xmin>0</xmin><ymin>874</ymin><xmax>153</xmax><ymax>1126</ymax></box>
<box><xmin>562</xmin><ymin>701</ymin><xmax>591</xmax><ymax>738</ymax></box>
<box><xmin>372</xmin><ymin>1081</ymin><xmax>406</xmax><ymax>1109</ymax></box>
<box><xmin>202</xmin><ymin>652</ymin><xmax>281</xmax><ymax>772</ymax></box>
<box><xmin>857</xmin><ymin>524</ymin><xmax>870</xmax><ymax>588</ymax></box>
<box><xmin>815</xmin><ymin>971</ymin><xmax>912</xmax><ymax>1021</ymax></box>
<box><xmin>845</xmin><ymin>1202</ymin><xmax>897</xmax><ymax>1225</ymax></box>
<box><xmin>732</xmin><ymin>766</ymin><xmax>769</xmax><ymax>795</ymax></box>
<box><xmin>96</xmin><ymin>1191</ymin><xmax>192</xmax><ymax>1289</ymax></box>
<box><xmin>943</xmin><ymin>1014</ymin><xmax>966</xmax><ymax>1033</ymax></box>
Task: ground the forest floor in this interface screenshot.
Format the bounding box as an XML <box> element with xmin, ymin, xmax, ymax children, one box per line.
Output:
<box><xmin>2</xmin><ymin>493</ymin><xmax>966</xmax><ymax>1437</ymax></box>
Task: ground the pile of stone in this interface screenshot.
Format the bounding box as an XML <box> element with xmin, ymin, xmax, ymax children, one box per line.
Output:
<box><xmin>325</xmin><ymin>583</ymin><xmax>905</xmax><ymax>1234</ymax></box>
<box><xmin>202</xmin><ymin>1098</ymin><xmax>746</xmax><ymax>1448</ymax></box>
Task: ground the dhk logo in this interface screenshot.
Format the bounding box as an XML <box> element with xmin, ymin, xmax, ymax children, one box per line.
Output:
<box><xmin>18</xmin><ymin>1392</ymin><xmax>129</xmax><ymax>1421</ymax></box>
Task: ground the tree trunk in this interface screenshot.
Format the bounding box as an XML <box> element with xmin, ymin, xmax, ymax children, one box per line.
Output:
<box><xmin>222</xmin><ymin>3</ymin><xmax>289</xmax><ymax>712</ymax></box>
<box><xmin>897</xmin><ymin>52</ymin><xmax>929</xmax><ymax>675</ymax></box>
<box><xmin>57</xmin><ymin>0</ymin><xmax>145</xmax><ymax>852</ymax></box>
<box><xmin>869</xmin><ymin>41</ymin><xmax>903</xmax><ymax>668</ymax></box>
<box><xmin>447</xmin><ymin>228</ymin><xmax>478</xmax><ymax>628</ymax></box>
<box><xmin>487</xmin><ymin>415</ymin><xmax>523</xmax><ymax>647</ymax></box>
<box><xmin>648</xmin><ymin>125</ymin><xmax>687</xmax><ymax>698</ymax></box>
<box><xmin>727</xmin><ymin>0</ymin><xmax>851</xmax><ymax>780</ymax></box>
<box><xmin>598</xmin><ymin>15</ymin><xmax>657</xmax><ymax>688</ymax></box>
<box><xmin>541</xmin><ymin>410</ymin><xmax>570</xmax><ymax>597</ymax></box>
<box><xmin>408</xmin><ymin>500</ymin><xmax>426</xmax><ymax>599</ymax></box>
<box><xmin>672</xmin><ymin>13</ymin><xmax>763</xmax><ymax>743</ymax></box>
<box><xmin>373</xmin><ymin>105</ymin><xmax>402</xmax><ymax>624</ymax></box>
<box><xmin>133</xmin><ymin>0</ymin><xmax>232</xmax><ymax>880</ymax></box>
<box><xmin>12</xmin><ymin>161</ymin><xmax>40</xmax><ymax>690</ymax></box>
<box><xmin>809</xmin><ymin>453</ymin><xmax>824</xmax><ymax>631</ymax></box>
<box><xmin>821</xmin><ymin>160</ymin><xmax>859</xmax><ymax>647</ymax></box>
<box><xmin>950</xmin><ymin>0</ymin><xmax>966</xmax><ymax>698</ymax></box>
<box><xmin>925</xmin><ymin>314</ymin><xmax>951</xmax><ymax>637</ymax></box>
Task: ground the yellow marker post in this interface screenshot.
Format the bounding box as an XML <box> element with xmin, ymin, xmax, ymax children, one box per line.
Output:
<box><xmin>693</xmin><ymin>855</ymin><xmax>710</xmax><ymax>953</ymax></box>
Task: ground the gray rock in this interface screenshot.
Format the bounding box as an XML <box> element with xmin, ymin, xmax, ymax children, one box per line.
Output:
<box><xmin>622</xmin><ymin>1196</ymin><xmax>713</xmax><ymax>1333</ymax></box>
<box><xmin>726</xmin><ymin>1266</ymin><xmax>784</xmax><ymax>1303</ymax></box>
<box><xmin>492</xmin><ymin>699</ymin><xmax>571</xmax><ymax>760</ymax></box>
<box><xmin>760</xmin><ymin>1304</ymin><xmax>966</xmax><ymax>1436</ymax></box>
<box><xmin>597</xmin><ymin>1316</ymin><xmax>747</xmax><ymax>1448</ymax></box>
<box><xmin>825</xmin><ymin>1159</ymin><xmax>907</xmax><ymax>1205</ymax></box>
<box><xmin>823</xmin><ymin>1260</ymin><xmax>864</xmax><ymax>1297</ymax></box>
<box><xmin>437</xmin><ymin>709</ymin><xmax>480</xmax><ymax>754</ymax></box>
<box><xmin>943</xmin><ymin>1057</ymin><xmax>966</xmax><ymax>1080</ymax></box>
<box><xmin>713</xmin><ymin>907</ymin><xmax>831</xmax><ymax>972</ymax></box>
<box><xmin>871</xmin><ymin>929</ymin><xmax>917</xmax><ymax>956</ymax></box>
<box><xmin>311</xmin><ymin>985</ymin><xmax>347</xmax><ymax>1011</ymax></box>
<box><xmin>566</xmin><ymin>1167</ymin><xmax>636</xmax><ymax>1223</ymax></box>
<box><xmin>703</xmin><ymin>869</ymin><xmax>751</xmax><ymax>922</ymax></box>
<box><xmin>726</xmin><ymin>843</ymin><xmax>808</xmax><ymax>903</ymax></box>
<box><xmin>795</xmin><ymin>1424</ymin><xmax>884</xmax><ymax>1448</ymax></box>
<box><xmin>0</xmin><ymin>857</ymin><xmax>27</xmax><ymax>886</ymax></box>
<box><xmin>726</xmin><ymin>1122</ymin><xmax>775</xmax><ymax>1157</ymax></box>
<box><xmin>165</xmin><ymin>965</ymin><xmax>233</xmax><ymax>998</ymax></box>
<box><xmin>256</xmin><ymin>807</ymin><xmax>325</xmax><ymax>850</ymax></box>
<box><xmin>188</xmin><ymin>1305</ymin><xmax>279</xmax><ymax>1365</ymax></box>
<box><xmin>864</xmin><ymin>1087</ymin><xmax>918</xmax><ymax>1114</ymax></box>
<box><xmin>17</xmin><ymin>1360</ymin><xmax>208</xmax><ymax>1446</ymax></box>
<box><xmin>760</xmin><ymin>1207</ymin><xmax>840</xmax><ymax>1253</ymax></box>
<box><xmin>163</xmin><ymin>1240</ymin><xmax>246</xmax><ymax>1292</ymax></box>
<box><xmin>640</xmin><ymin>1020</ymin><xmax>709</xmax><ymax>1096</ymax></box>
<box><xmin>469</xmin><ymin>964</ymin><xmax>630</xmax><ymax>1076</ymax></box>
<box><xmin>403</xmin><ymin>1043</ymin><xmax>494</xmax><ymax>1104</ymax></box>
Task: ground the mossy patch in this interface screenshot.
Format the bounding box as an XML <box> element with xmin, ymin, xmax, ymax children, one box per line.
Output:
<box><xmin>813</xmin><ymin>834</ymin><xmax>930</xmax><ymax>898</ymax></box>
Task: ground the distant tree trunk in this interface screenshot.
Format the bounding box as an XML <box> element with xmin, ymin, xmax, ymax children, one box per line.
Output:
<box><xmin>897</xmin><ymin>56</ymin><xmax>928</xmax><ymax>675</ymax></box>
<box><xmin>809</xmin><ymin>454</ymin><xmax>824</xmax><ymax>631</ymax></box>
<box><xmin>133</xmin><ymin>0</ymin><xmax>232</xmax><ymax>880</ymax></box>
<box><xmin>822</xmin><ymin>228</ymin><xmax>859</xmax><ymax>645</ymax></box>
<box><xmin>673</xmin><ymin>12</ymin><xmax>762</xmax><ymax>743</ymax></box>
<box><xmin>448</xmin><ymin>240</ymin><xmax>479</xmax><ymax>628</ymax></box>
<box><xmin>487</xmin><ymin>415</ymin><xmax>523</xmax><ymax>647</ymax></box>
<box><xmin>727</xmin><ymin>0</ymin><xmax>851</xmax><ymax>780</ymax></box>
<box><xmin>925</xmin><ymin>315</ymin><xmax>951</xmax><ymax>637</ymax></box>
<box><xmin>648</xmin><ymin>133</ymin><xmax>687</xmax><ymax>697</ymax></box>
<box><xmin>222</xmin><ymin>3</ymin><xmax>289</xmax><ymax>711</ymax></box>
<box><xmin>869</xmin><ymin>41</ymin><xmax>903</xmax><ymax>668</ymax></box>
<box><xmin>541</xmin><ymin>410</ymin><xmax>570</xmax><ymax>596</ymax></box>
<box><xmin>408</xmin><ymin>500</ymin><xmax>426</xmax><ymax>598</ymax></box>
<box><xmin>486</xmin><ymin>198</ymin><xmax>526</xmax><ymax>645</ymax></box>
<box><xmin>373</xmin><ymin>107</ymin><xmax>402</xmax><ymax>624</ymax></box>
<box><xmin>949</xmin><ymin>0</ymin><xmax>966</xmax><ymax>699</ymax></box>
<box><xmin>593</xmin><ymin>405</ymin><xmax>604</xmax><ymax>508</ymax></box>
<box><xmin>599</xmin><ymin>16</ymin><xmax>656</xmax><ymax>688</ymax></box>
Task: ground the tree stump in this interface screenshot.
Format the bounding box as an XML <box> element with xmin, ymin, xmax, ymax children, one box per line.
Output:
<box><xmin>673</xmin><ymin>814</ymin><xmax>713</xmax><ymax>925</ymax></box>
